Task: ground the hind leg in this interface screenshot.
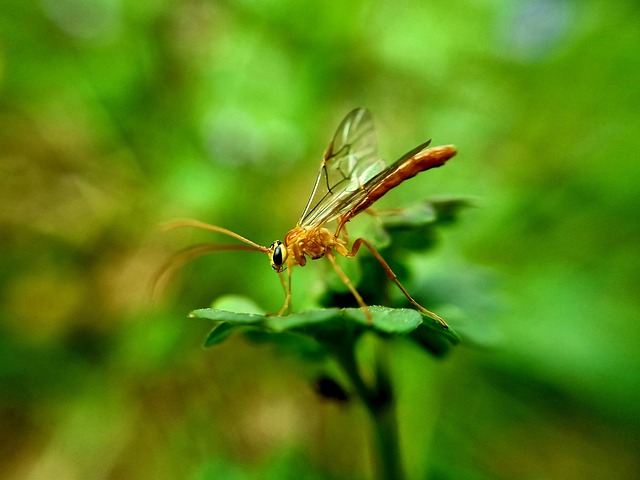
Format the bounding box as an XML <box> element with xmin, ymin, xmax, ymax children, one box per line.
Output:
<box><xmin>347</xmin><ymin>238</ymin><xmax>448</xmax><ymax>328</ymax></box>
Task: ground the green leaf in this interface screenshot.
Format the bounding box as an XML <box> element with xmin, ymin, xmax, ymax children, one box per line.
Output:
<box><xmin>264</xmin><ymin>308</ymin><xmax>342</xmax><ymax>331</ymax></box>
<box><xmin>377</xmin><ymin>197</ymin><xmax>470</xmax><ymax>231</ymax></box>
<box><xmin>342</xmin><ymin>307</ymin><xmax>422</xmax><ymax>333</ymax></box>
<box><xmin>242</xmin><ymin>329</ymin><xmax>329</xmax><ymax>361</ymax></box>
<box><xmin>362</xmin><ymin>221</ymin><xmax>392</xmax><ymax>249</ymax></box>
<box><xmin>189</xmin><ymin>308</ymin><xmax>264</xmax><ymax>325</ymax></box>
<box><xmin>204</xmin><ymin>322</ymin><xmax>242</xmax><ymax>347</ymax></box>
<box><xmin>190</xmin><ymin>305</ymin><xmax>459</xmax><ymax>357</ymax></box>
<box><xmin>374</xmin><ymin>198</ymin><xmax>472</xmax><ymax>252</ymax></box>
<box><xmin>379</xmin><ymin>202</ymin><xmax>437</xmax><ymax>228</ymax></box>
<box><xmin>429</xmin><ymin>197</ymin><xmax>473</xmax><ymax>225</ymax></box>
<box><xmin>211</xmin><ymin>294</ymin><xmax>266</xmax><ymax>315</ymax></box>
<box><xmin>408</xmin><ymin>319</ymin><xmax>461</xmax><ymax>357</ymax></box>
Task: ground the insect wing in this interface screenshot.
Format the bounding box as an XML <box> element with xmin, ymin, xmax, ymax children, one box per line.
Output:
<box><xmin>299</xmin><ymin>108</ymin><xmax>387</xmax><ymax>227</ymax></box>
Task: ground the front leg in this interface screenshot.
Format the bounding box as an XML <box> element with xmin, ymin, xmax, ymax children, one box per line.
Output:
<box><xmin>275</xmin><ymin>269</ymin><xmax>292</xmax><ymax>316</ymax></box>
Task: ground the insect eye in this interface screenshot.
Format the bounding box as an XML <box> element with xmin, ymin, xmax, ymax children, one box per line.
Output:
<box><xmin>269</xmin><ymin>240</ymin><xmax>286</xmax><ymax>270</ymax></box>
<box><xmin>273</xmin><ymin>245</ymin><xmax>283</xmax><ymax>265</ymax></box>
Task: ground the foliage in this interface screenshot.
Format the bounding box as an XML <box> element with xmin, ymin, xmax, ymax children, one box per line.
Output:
<box><xmin>185</xmin><ymin>197</ymin><xmax>464</xmax><ymax>478</ymax></box>
<box><xmin>1</xmin><ymin>1</ymin><xmax>640</xmax><ymax>479</ymax></box>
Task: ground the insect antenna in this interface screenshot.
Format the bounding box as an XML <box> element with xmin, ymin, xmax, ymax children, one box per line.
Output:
<box><xmin>153</xmin><ymin>219</ymin><xmax>270</xmax><ymax>298</ymax></box>
<box><xmin>162</xmin><ymin>219</ymin><xmax>269</xmax><ymax>251</ymax></box>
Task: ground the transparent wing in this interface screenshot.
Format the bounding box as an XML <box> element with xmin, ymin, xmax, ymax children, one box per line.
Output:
<box><xmin>299</xmin><ymin>108</ymin><xmax>387</xmax><ymax>227</ymax></box>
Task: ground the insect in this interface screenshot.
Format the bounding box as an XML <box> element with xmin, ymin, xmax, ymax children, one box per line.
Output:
<box><xmin>161</xmin><ymin>108</ymin><xmax>456</xmax><ymax>327</ymax></box>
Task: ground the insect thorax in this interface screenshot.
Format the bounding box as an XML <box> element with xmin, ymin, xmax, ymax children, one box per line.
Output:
<box><xmin>284</xmin><ymin>226</ymin><xmax>344</xmax><ymax>266</ymax></box>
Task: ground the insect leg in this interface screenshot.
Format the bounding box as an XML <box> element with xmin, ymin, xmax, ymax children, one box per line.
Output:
<box><xmin>325</xmin><ymin>249</ymin><xmax>373</xmax><ymax>322</ymax></box>
<box><xmin>349</xmin><ymin>238</ymin><xmax>448</xmax><ymax>328</ymax></box>
<box><xmin>335</xmin><ymin>217</ymin><xmax>350</xmax><ymax>242</ymax></box>
<box><xmin>335</xmin><ymin>218</ymin><xmax>346</xmax><ymax>238</ymax></box>
<box><xmin>275</xmin><ymin>269</ymin><xmax>292</xmax><ymax>316</ymax></box>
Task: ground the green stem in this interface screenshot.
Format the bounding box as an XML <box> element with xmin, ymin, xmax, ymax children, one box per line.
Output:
<box><xmin>334</xmin><ymin>344</ymin><xmax>404</xmax><ymax>480</ymax></box>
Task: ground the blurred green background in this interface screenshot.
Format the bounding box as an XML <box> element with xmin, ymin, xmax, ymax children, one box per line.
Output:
<box><xmin>1</xmin><ymin>0</ymin><xmax>639</xmax><ymax>478</ymax></box>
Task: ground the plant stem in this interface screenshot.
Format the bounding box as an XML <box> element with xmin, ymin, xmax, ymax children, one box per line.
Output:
<box><xmin>334</xmin><ymin>344</ymin><xmax>404</xmax><ymax>480</ymax></box>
